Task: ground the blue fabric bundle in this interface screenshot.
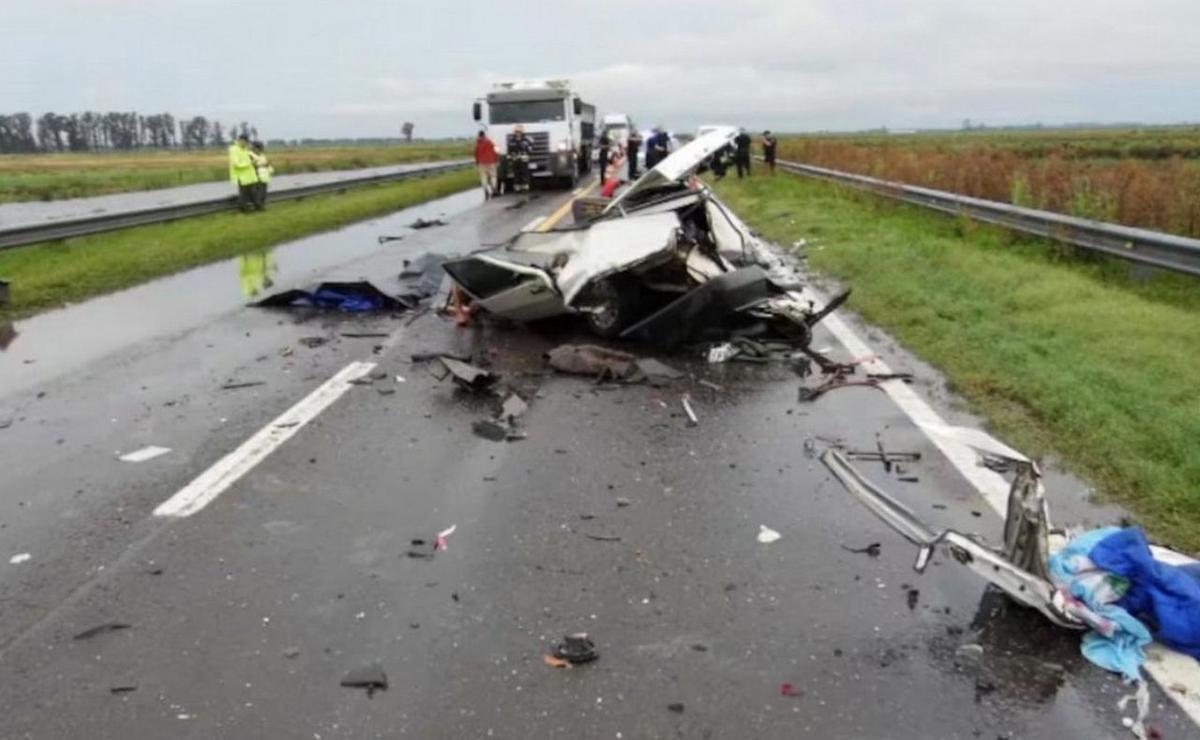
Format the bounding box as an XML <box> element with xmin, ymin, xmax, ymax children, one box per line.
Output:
<box><xmin>1090</xmin><ymin>527</ymin><xmax>1200</xmax><ymax>660</ymax></box>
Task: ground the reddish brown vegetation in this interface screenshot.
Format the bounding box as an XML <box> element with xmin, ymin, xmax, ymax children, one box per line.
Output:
<box><xmin>778</xmin><ymin>139</ymin><xmax>1200</xmax><ymax>237</ymax></box>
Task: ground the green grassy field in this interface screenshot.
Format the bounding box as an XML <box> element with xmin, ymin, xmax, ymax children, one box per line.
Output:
<box><xmin>713</xmin><ymin>172</ymin><xmax>1200</xmax><ymax>551</ymax></box>
<box><xmin>0</xmin><ymin>142</ymin><xmax>468</xmax><ymax>203</ymax></box>
<box><xmin>0</xmin><ymin>168</ymin><xmax>476</xmax><ymax>319</ymax></box>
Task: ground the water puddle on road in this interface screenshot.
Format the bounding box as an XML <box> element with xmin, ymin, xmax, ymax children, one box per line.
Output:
<box><xmin>0</xmin><ymin>188</ymin><xmax>483</xmax><ymax>396</ymax></box>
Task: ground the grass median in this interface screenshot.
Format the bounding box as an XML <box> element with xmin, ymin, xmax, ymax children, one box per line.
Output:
<box><xmin>713</xmin><ymin>173</ymin><xmax>1200</xmax><ymax>550</ymax></box>
<box><xmin>0</xmin><ymin>167</ymin><xmax>477</xmax><ymax>319</ymax></box>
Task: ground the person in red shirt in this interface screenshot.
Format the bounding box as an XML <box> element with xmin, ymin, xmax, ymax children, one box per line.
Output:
<box><xmin>474</xmin><ymin>131</ymin><xmax>500</xmax><ymax>199</ymax></box>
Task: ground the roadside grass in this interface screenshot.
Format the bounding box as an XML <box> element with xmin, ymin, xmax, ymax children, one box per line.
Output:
<box><xmin>0</xmin><ymin>168</ymin><xmax>476</xmax><ymax>319</ymax></box>
<box><xmin>712</xmin><ymin>173</ymin><xmax>1200</xmax><ymax>551</ymax></box>
<box><xmin>0</xmin><ymin>142</ymin><xmax>467</xmax><ymax>202</ymax></box>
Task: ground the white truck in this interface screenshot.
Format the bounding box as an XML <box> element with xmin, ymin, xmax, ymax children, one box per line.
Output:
<box><xmin>601</xmin><ymin>113</ymin><xmax>635</xmax><ymax>150</ymax></box>
<box><xmin>472</xmin><ymin>80</ymin><xmax>596</xmax><ymax>191</ymax></box>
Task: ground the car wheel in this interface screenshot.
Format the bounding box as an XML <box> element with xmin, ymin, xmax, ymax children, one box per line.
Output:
<box><xmin>584</xmin><ymin>276</ymin><xmax>643</xmax><ymax>338</ymax></box>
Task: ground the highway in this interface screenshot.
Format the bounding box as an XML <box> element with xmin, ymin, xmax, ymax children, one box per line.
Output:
<box><xmin>1</xmin><ymin>183</ymin><xmax>1197</xmax><ymax>739</ymax></box>
<box><xmin>0</xmin><ymin>159</ymin><xmax>470</xmax><ymax>233</ymax></box>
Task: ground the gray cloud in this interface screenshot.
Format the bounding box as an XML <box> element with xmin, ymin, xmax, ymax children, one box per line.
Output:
<box><xmin>3</xmin><ymin>0</ymin><xmax>1198</xmax><ymax>139</ymax></box>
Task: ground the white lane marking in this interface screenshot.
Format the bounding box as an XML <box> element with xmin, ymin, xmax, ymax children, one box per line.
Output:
<box><xmin>812</xmin><ymin>290</ymin><xmax>1200</xmax><ymax>725</ymax></box>
<box><xmin>520</xmin><ymin>216</ymin><xmax>545</xmax><ymax>232</ymax></box>
<box><xmin>153</xmin><ymin>361</ymin><xmax>376</xmax><ymax>518</ymax></box>
<box><xmin>119</xmin><ymin>445</ymin><xmax>172</xmax><ymax>463</ymax></box>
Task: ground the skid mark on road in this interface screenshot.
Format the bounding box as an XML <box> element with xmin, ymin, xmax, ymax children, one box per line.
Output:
<box><xmin>153</xmin><ymin>360</ymin><xmax>376</xmax><ymax>518</ymax></box>
<box><xmin>811</xmin><ymin>288</ymin><xmax>1200</xmax><ymax>726</ymax></box>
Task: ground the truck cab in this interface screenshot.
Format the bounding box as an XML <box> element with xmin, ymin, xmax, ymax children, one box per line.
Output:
<box><xmin>473</xmin><ymin>80</ymin><xmax>595</xmax><ymax>191</ymax></box>
<box><xmin>601</xmin><ymin>113</ymin><xmax>636</xmax><ymax>152</ymax></box>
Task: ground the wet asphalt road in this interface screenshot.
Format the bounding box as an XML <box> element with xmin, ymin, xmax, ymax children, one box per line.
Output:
<box><xmin>0</xmin><ymin>185</ymin><xmax>1196</xmax><ymax>739</ymax></box>
<box><xmin>0</xmin><ymin>159</ymin><xmax>470</xmax><ymax>230</ymax></box>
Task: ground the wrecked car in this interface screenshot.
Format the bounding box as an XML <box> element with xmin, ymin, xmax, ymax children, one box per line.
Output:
<box><xmin>442</xmin><ymin>127</ymin><xmax>845</xmax><ymax>348</ymax></box>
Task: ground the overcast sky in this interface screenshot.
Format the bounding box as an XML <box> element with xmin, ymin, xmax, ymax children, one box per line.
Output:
<box><xmin>5</xmin><ymin>0</ymin><xmax>1199</xmax><ymax>139</ymax></box>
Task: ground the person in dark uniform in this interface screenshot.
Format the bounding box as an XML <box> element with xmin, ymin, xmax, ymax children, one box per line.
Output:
<box><xmin>734</xmin><ymin>128</ymin><xmax>752</xmax><ymax>178</ymax></box>
<box><xmin>626</xmin><ymin>129</ymin><xmax>642</xmax><ymax>180</ymax></box>
<box><xmin>645</xmin><ymin>127</ymin><xmax>667</xmax><ymax>170</ymax></box>
<box><xmin>598</xmin><ymin>131</ymin><xmax>611</xmax><ymax>185</ymax></box>
<box><xmin>761</xmin><ymin>130</ymin><xmax>778</xmax><ymax>174</ymax></box>
<box><xmin>710</xmin><ymin>145</ymin><xmax>731</xmax><ymax>180</ymax></box>
<box><xmin>508</xmin><ymin>126</ymin><xmax>534</xmax><ymax>192</ymax></box>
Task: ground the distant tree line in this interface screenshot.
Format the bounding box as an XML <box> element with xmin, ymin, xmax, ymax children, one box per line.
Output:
<box><xmin>0</xmin><ymin>112</ymin><xmax>259</xmax><ymax>154</ymax></box>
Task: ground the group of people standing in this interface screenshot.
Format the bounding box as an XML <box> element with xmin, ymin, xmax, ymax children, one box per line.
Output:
<box><xmin>473</xmin><ymin>127</ymin><xmax>537</xmax><ymax>197</ymax></box>
<box><xmin>724</xmin><ymin>128</ymin><xmax>777</xmax><ymax>179</ymax></box>
<box><xmin>227</xmin><ymin>134</ymin><xmax>274</xmax><ymax>212</ymax></box>
<box><xmin>470</xmin><ymin>124</ymin><xmax>782</xmax><ymax>200</ymax></box>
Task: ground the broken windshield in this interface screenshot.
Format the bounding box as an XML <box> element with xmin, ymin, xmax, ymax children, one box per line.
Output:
<box><xmin>489</xmin><ymin>100</ymin><xmax>566</xmax><ymax>124</ymax></box>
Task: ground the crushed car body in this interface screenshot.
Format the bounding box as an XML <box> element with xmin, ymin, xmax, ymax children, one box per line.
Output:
<box><xmin>442</xmin><ymin>127</ymin><xmax>845</xmax><ymax>347</ymax></box>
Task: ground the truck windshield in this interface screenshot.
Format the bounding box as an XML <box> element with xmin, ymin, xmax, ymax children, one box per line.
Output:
<box><xmin>490</xmin><ymin>100</ymin><xmax>565</xmax><ymax>124</ymax></box>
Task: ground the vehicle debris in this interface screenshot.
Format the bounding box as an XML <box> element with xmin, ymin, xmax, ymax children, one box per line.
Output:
<box><xmin>441</xmin><ymin>129</ymin><xmax>847</xmax><ymax>348</ymax></box>
<box><xmin>680</xmin><ymin>394</ymin><xmax>699</xmax><ymax>426</ymax></box>
<box><xmin>426</xmin><ymin>356</ymin><xmax>498</xmax><ymax>393</ymax></box>
<box><xmin>377</xmin><ymin>234</ymin><xmax>404</xmax><ymax>244</ymax></box>
<box><xmin>298</xmin><ymin>336</ymin><xmax>327</xmax><ymax>348</ymax></box>
<box><xmin>552</xmin><ymin>633</ymin><xmax>599</xmax><ymax>664</ymax></box>
<box><xmin>546</xmin><ymin>344</ymin><xmax>638</xmax><ymax>381</ymax></box>
<box><xmin>340</xmin><ymin>332</ymin><xmax>389</xmax><ymax>339</ymax></box>
<box><xmin>841</xmin><ymin>542</ymin><xmax>881</xmax><ymax>557</ymax></box>
<box><xmin>846</xmin><ymin>447</ymin><xmax>922</xmax><ymax>473</ymax></box>
<box><xmin>220</xmin><ymin>380</ymin><xmax>265</xmax><ymax>390</ymax></box>
<box><xmin>667</xmin><ymin>702</ymin><xmax>686</xmax><ymax>713</ymax></box>
<box><xmin>821</xmin><ymin>443</ymin><xmax>1200</xmax><ymax>737</ymax></box>
<box><xmin>74</xmin><ymin>622</ymin><xmax>132</xmax><ymax>641</ymax></box>
<box><xmin>905</xmin><ymin>586</ymin><xmax>920</xmax><ymax>610</ymax></box>
<box><xmin>435</xmin><ymin>524</ymin><xmax>457</xmax><ymax>551</ymax></box>
<box><xmin>707</xmin><ymin>343</ymin><xmax>739</xmax><ymax>363</ymax></box>
<box><xmin>780</xmin><ymin>683</ymin><xmax>802</xmax><ymax>697</ymax></box>
<box><xmin>118</xmin><ymin>445</ymin><xmax>171</xmax><ymax>463</ymax></box>
<box><xmin>471</xmin><ymin>419</ymin><xmax>508</xmax><ymax>441</ymax></box>
<box><xmin>757</xmin><ymin>525</ymin><xmax>781</xmax><ymax>544</ymax></box>
<box><xmin>585</xmin><ymin>534</ymin><xmax>622</xmax><ymax>542</ymax></box>
<box><xmin>636</xmin><ymin>358</ymin><xmax>684</xmax><ymax>382</ymax></box>
<box><xmin>406</xmin><ymin>538</ymin><xmax>436</xmax><ymax>559</ymax></box>
<box><xmin>408</xmin><ymin>217</ymin><xmax>446</xmax><ymax>229</ymax></box>
<box><xmin>798</xmin><ymin>375</ymin><xmax>890</xmax><ymax>402</ymax></box>
<box><xmin>398</xmin><ymin>252</ymin><xmax>458</xmax><ymax>300</ymax></box>
<box><xmin>340</xmin><ymin>663</ymin><xmax>388</xmax><ymax>697</ymax></box>
<box><xmin>109</xmin><ymin>686</ymin><xmax>138</xmax><ymax>695</ymax></box>
<box><xmin>254</xmin><ymin>281</ymin><xmax>415</xmax><ymax>313</ymax></box>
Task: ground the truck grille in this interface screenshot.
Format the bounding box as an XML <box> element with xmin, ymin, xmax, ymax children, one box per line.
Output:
<box><xmin>527</xmin><ymin>132</ymin><xmax>550</xmax><ymax>168</ymax></box>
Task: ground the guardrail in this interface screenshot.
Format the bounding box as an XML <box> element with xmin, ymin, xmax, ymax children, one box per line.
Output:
<box><xmin>769</xmin><ymin>158</ymin><xmax>1200</xmax><ymax>277</ymax></box>
<box><xmin>0</xmin><ymin>159</ymin><xmax>472</xmax><ymax>251</ymax></box>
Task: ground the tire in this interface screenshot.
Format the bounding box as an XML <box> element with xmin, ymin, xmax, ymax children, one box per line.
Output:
<box><xmin>583</xmin><ymin>276</ymin><xmax>644</xmax><ymax>338</ymax></box>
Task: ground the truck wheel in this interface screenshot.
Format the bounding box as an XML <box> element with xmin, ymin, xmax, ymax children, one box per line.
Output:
<box><xmin>583</xmin><ymin>276</ymin><xmax>644</xmax><ymax>338</ymax></box>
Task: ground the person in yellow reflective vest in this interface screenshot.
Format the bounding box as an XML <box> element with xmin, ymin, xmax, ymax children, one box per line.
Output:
<box><xmin>228</xmin><ymin>134</ymin><xmax>258</xmax><ymax>212</ymax></box>
<box><xmin>250</xmin><ymin>141</ymin><xmax>274</xmax><ymax>211</ymax></box>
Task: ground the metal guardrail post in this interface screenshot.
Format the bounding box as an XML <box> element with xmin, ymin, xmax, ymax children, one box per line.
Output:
<box><xmin>0</xmin><ymin>160</ymin><xmax>472</xmax><ymax>251</ymax></box>
<box><xmin>765</xmin><ymin>157</ymin><xmax>1200</xmax><ymax>277</ymax></box>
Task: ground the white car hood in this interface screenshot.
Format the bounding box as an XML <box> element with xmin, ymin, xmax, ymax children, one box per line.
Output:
<box><xmin>604</xmin><ymin>126</ymin><xmax>738</xmax><ymax>214</ymax></box>
<box><xmin>554</xmin><ymin>211</ymin><xmax>682</xmax><ymax>305</ymax></box>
